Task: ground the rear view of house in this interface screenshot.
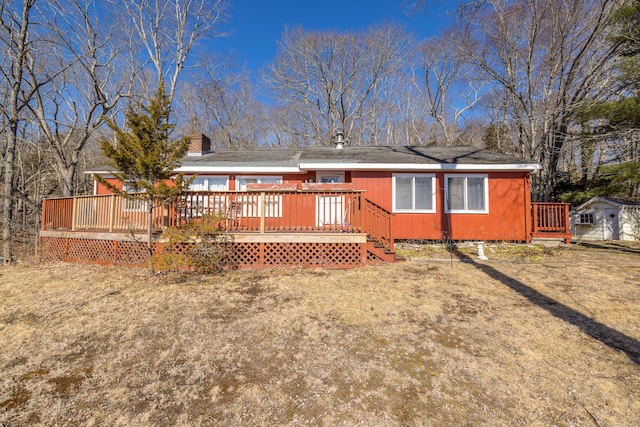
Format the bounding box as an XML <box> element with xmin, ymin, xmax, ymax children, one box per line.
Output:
<box><xmin>40</xmin><ymin>135</ymin><xmax>571</xmax><ymax>268</ymax></box>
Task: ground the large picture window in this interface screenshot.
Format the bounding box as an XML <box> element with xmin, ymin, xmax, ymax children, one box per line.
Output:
<box><xmin>392</xmin><ymin>174</ymin><xmax>435</xmax><ymax>213</ymax></box>
<box><xmin>445</xmin><ymin>175</ymin><xmax>488</xmax><ymax>213</ymax></box>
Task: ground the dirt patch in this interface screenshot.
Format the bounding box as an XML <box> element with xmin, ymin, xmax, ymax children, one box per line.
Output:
<box><xmin>1</xmin><ymin>244</ymin><xmax>639</xmax><ymax>426</ymax></box>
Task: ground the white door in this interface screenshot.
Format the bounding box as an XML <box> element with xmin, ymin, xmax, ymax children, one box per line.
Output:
<box><xmin>602</xmin><ymin>208</ymin><xmax>620</xmax><ymax>240</ymax></box>
<box><xmin>317</xmin><ymin>195</ymin><xmax>346</xmax><ymax>226</ymax></box>
<box><xmin>315</xmin><ymin>172</ymin><xmax>345</xmax><ymax>227</ymax></box>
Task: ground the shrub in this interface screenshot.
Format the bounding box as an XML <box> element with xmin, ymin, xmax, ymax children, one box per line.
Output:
<box><xmin>153</xmin><ymin>213</ymin><xmax>233</xmax><ymax>273</ymax></box>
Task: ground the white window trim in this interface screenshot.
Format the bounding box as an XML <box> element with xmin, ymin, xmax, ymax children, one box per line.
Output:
<box><xmin>235</xmin><ymin>175</ymin><xmax>283</xmax><ymax>190</ymax></box>
<box><xmin>121</xmin><ymin>182</ymin><xmax>148</xmax><ymax>212</ymax></box>
<box><xmin>316</xmin><ymin>171</ymin><xmax>345</xmax><ymax>183</ymax></box>
<box><xmin>445</xmin><ymin>174</ymin><xmax>489</xmax><ymax>214</ymax></box>
<box><xmin>392</xmin><ymin>173</ymin><xmax>436</xmax><ymax>213</ymax></box>
<box><xmin>575</xmin><ymin>212</ymin><xmax>595</xmax><ymax>225</ymax></box>
<box><xmin>185</xmin><ymin>175</ymin><xmax>230</xmax><ymax>192</ymax></box>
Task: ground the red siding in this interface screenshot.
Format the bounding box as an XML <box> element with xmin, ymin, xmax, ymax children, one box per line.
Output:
<box><xmin>95</xmin><ymin>169</ymin><xmax>532</xmax><ymax>242</ymax></box>
<box><xmin>351</xmin><ymin>171</ymin><xmax>392</xmax><ymax>210</ymax></box>
<box><xmin>353</xmin><ymin>170</ymin><xmax>531</xmax><ymax>242</ymax></box>
<box><xmin>96</xmin><ymin>173</ymin><xmax>314</xmax><ymax>194</ymax></box>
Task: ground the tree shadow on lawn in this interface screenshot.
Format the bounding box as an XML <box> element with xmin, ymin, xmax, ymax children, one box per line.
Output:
<box><xmin>448</xmin><ymin>245</ymin><xmax>640</xmax><ymax>364</ymax></box>
<box><xmin>574</xmin><ymin>241</ymin><xmax>640</xmax><ymax>256</ymax></box>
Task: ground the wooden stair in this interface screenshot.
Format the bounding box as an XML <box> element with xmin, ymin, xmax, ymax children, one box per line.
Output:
<box><xmin>361</xmin><ymin>198</ymin><xmax>401</xmax><ymax>264</ymax></box>
<box><xmin>365</xmin><ymin>238</ymin><xmax>403</xmax><ymax>264</ymax></box>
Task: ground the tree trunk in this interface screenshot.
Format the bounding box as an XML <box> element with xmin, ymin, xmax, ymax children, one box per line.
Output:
<box><xmin>2</xmin><ymin>1</ymin><xmax>34</xmax><ymax>264</ymax></box>
<box><xmin>147</xmin><ymin>196</ymin><xmax>154</xmax><ymax>277</ymax></box>
<box><xmin>2</xmin><ymin>132</ymin><xmax>17</xmax><ymax>265</ymax></box>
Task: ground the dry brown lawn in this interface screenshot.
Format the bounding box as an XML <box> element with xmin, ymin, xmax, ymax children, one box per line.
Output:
<box><xmin>1</xmin><ymin>242</ymin><xmax>639</xmax><ymax>426</ymax></box>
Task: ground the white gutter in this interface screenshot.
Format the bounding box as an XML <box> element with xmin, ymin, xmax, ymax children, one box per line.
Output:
<box><xmin>298</xmin><ymin>162</ymin><xmax>541</xmax><ymax>172</ymax></box>
<box><xmin>175</xmin><ymin>166</ymin><xmax>302</xmax><ymax>173</ymax></box>
<box><xmin>89</xmin><ymin>163</ymin><xmax>540</xmax><ymax>175</ymax></box>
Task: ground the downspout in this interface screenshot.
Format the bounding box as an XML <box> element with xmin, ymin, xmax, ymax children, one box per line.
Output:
<box><xmin>525</xmin><ymin>173</ymin><xmax>532</xmax><ymax>243</ymax></box>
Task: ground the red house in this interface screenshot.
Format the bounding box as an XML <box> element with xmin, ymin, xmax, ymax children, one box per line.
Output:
<box><xmin>39</xmin><ymin>134</ymin><xmax>571</xmax><ymax>268</ymax></box>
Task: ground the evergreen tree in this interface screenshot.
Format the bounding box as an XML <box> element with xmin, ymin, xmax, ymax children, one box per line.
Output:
<box><xmin>96</xmin><ymin>84</ymin><xmax>191</xmax><ymax>274</ymax></box>
<box><xmin>565</xmin><ymin>1</ymin><xmax>640</xmax><ymax>204</ymax></box>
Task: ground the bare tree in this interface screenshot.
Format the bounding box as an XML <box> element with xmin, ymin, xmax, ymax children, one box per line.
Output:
<box><xmin>177</xmin><ymin>56</ymin><xmax>263</xmax><ymax>149</ymax></box>
<box><xmin>1</xmin><ymin>0</ymin><xmax>38</xmax><ymax>264</ymax></box>
<box><xmin>264</xmin><ymin>24</ymin><xmax>410</xmax><ymax>146</ymax></box>
<box><xmin>115</xmin><ymin>0</ymin><xmax>229</xmax><ymax>105</ymax></box>
<box><xmin>28</xmin><ymin>0</ymin><xmax>130</xmax><ymax>197</ymax></box>
<box><xmin>413</xmin><ymin>32</ymin><xmax>483</xmax><ymax>145</ymax></box>
<box><xmin>453</xmin><ymin>0</ymin><xmax>622</xmax><ymax>200</ymax></box>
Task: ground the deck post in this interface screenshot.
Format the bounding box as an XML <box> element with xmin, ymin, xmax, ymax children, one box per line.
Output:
<box><xmin>71</xmin><ymin>198</ymin><xmax>78</xmax><ymax>231</ymax></box>
<box><xmin>64</xmin><ymin>237</ymin><xmax>70</xmax><ymax>261</ymax></box>
<box><xmin>563</xmin><ymin>204</ymin><xmax>571</xmax><ymax>244</ymax></box>
<box><xmin>41</xmin><ymin>199</ymin><xmax>47</xmax><ymax>230</ymax></box>
<box><xmin>388</xmin><ymin>213</ymin><xmax>394</xmax><ymax>252</ymax></box>
<box><xmin>259</xmin><ymin>242</ymin><xmax>265</xmax><ymax>265</ymax></box>
<box><xmin>109</xmin><ymin>195</ymin><xmax>116</xmax><ymax>233</ymax></box>
<box><xmin>259</xmin><ymin>192</ymin><xmax>266</xmax><ymax>234</ymax></box>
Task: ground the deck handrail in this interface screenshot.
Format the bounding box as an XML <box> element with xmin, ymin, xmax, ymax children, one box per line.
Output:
<box><xmin>176</xmin><ymin>190</ymin><xmax>363</xmax><ymax>233</ymax></box>
<box><xmin>531</xmin><ymin>202</ymin><xmax>571</xmax><ymax>234</ymax></box>
<box><xmin>41</xmin><ymin>191</ymin><xmax>366</xmax><ymax>234</ymax></box>
<box><xmin>42</xmin><ymin>194</ymin><xmax>170</xmax><ymax>232</ymax></box>
<box><xmin>362</xmin><ymin>198</ymin><xmax>394</xmax><ymax>252</ymax></box>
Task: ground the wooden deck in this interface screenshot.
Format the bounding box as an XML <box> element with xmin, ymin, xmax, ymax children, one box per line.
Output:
<box><xmin>39</xmin><ymin>191</ymin><xmax>396</xmax><ymax>268</ymax></box>
<box><xmin>38</xmin><ymin>192</ymin><xmax>572</xmax><ymax>268</ymax></box>
<box><xmin>531</xmin><ymin>202</ymin><xmax>572</xmax><ymax>244</ymax></box>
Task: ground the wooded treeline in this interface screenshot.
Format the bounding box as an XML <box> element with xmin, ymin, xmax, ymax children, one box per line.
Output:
<box><xmin>1</xmin><ymin>0</ymin><xmax>638</xmax><ymax>262</ymax></box>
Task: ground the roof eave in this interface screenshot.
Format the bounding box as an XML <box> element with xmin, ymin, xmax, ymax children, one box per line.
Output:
<box><xmin>175</xmin><ymin>166</ymin><xmax>302</xmax><ymax>173</ymax></box>
<box><xmin>298</xmin><ymin>162</ymin><xmax>541</xmax><ymax>172</ymax></box>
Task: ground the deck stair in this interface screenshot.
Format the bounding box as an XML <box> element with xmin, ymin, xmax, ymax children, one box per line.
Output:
<box><xmin>365</xmin><ymin>238</ymin><xmax>402</xmax><ymax>263</ymax></box>
<box><xmin>361</xmin><ymin>198</ymin><xmax>401</xmax><ymax>264</ymax></box>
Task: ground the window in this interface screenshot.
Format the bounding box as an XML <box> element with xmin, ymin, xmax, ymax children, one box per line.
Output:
<box><xmin>316</xmin><ymin>171</ymin><xmax>345</xmax><ymax>183</ymax></box>
<box><xmin>187</xmin><ymin>176</ymin><xmax>229</xmax><ymax>192</ymax></box>
<box><xmin>576</xmin><ymin>213</ymin><xmax>594</xmax><ymax>225</ymax></box>
<box><xmin>445</xmin><ymin>175</ymin><xmax>488</xmax><ymax>213</ymax></box>
<box><xmin>236</xmin><ymin>176</ymin><xmax>282</xmax><ymax>190</ymax></box>
<box><xmin>122</xmin><ymin>182</ymin><xmax>148</xmax><ymax>212</ymax></box>
<box><xmin>392</xmin><ymin>174</ymin><xmax>435</xmax><ymax>213</ymax></box>
<box><xmin>236</xmin><ymin>176</ymin><xmax>283</xmax><ymax>217</ymax></box>
<box><xmin>184</xmin><ymin>176</ymin><xmax>229</xmax><ymax>217</ymax></box>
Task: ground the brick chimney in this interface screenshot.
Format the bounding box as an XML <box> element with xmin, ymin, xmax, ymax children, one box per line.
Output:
<box><xmin>187</xmin><ymin>133</ymin><xmax>211</xmax><ymax>156</ymax></box>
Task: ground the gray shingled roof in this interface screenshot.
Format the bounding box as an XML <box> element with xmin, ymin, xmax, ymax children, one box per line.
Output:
<box><xmin>182</xmin><ymin>150</ymin><xmax>300</xmax><ymax>167</ymax></box>
<box><xmin>299</xmin><ymin>145</ymin><xmax>534</xmax><ymax>165</ymax></box>
<box><xmin>89</xmin><ymin>146</ymin><xmax>537</xmax><ymax>173</ymax></box>
<box><xmin>576</xmin><ymin>196</ymin><xmax>640</xmax><ymax>210</ymax></box>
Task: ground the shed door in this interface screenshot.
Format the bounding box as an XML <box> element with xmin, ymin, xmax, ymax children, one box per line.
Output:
<box><xmin>602</xmin><ymin>208</ymin><xmax>620</xmax><ymax>240</ymax></box>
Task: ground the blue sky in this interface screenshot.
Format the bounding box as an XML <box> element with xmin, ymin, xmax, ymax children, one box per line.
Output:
<box><xmin>217</xmin><ymin>0</ymin><xmax>451</xmax><ymax>72</ymax></box>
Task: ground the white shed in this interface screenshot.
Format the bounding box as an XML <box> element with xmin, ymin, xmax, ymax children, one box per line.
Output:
<box><xmin>571</xmin><ymin>197</ymin><xmax>640</xmax><ymax>241</ymax></box>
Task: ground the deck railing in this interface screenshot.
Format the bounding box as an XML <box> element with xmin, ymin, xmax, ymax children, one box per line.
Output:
<box><xmin>41</xmin><ymin>197</ymin><xmax>74</xmax><ymax>230</ymax></box>
<box><xmin>41</xmin><ymin>191</ymin><xmax>366</xmax><ymax>234</ymax></box>
<box><xmin>362</xmin><ymin>198</ymin><xmax>394</xmax><ymax>252</ymax></box>
<box><xmin>177</xmin><ymin>191</ymin><xmax>363</xmax><ymax>233</ymax></box>
<box><xmin>42</xmin><ymin>194</ymin><xmax>169</xmax><ymax>232</ymax></box>
<box><xmin>531</xmin><ymin>202</ymin><xmax>571</xmax><ymax>243</ymax></box>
